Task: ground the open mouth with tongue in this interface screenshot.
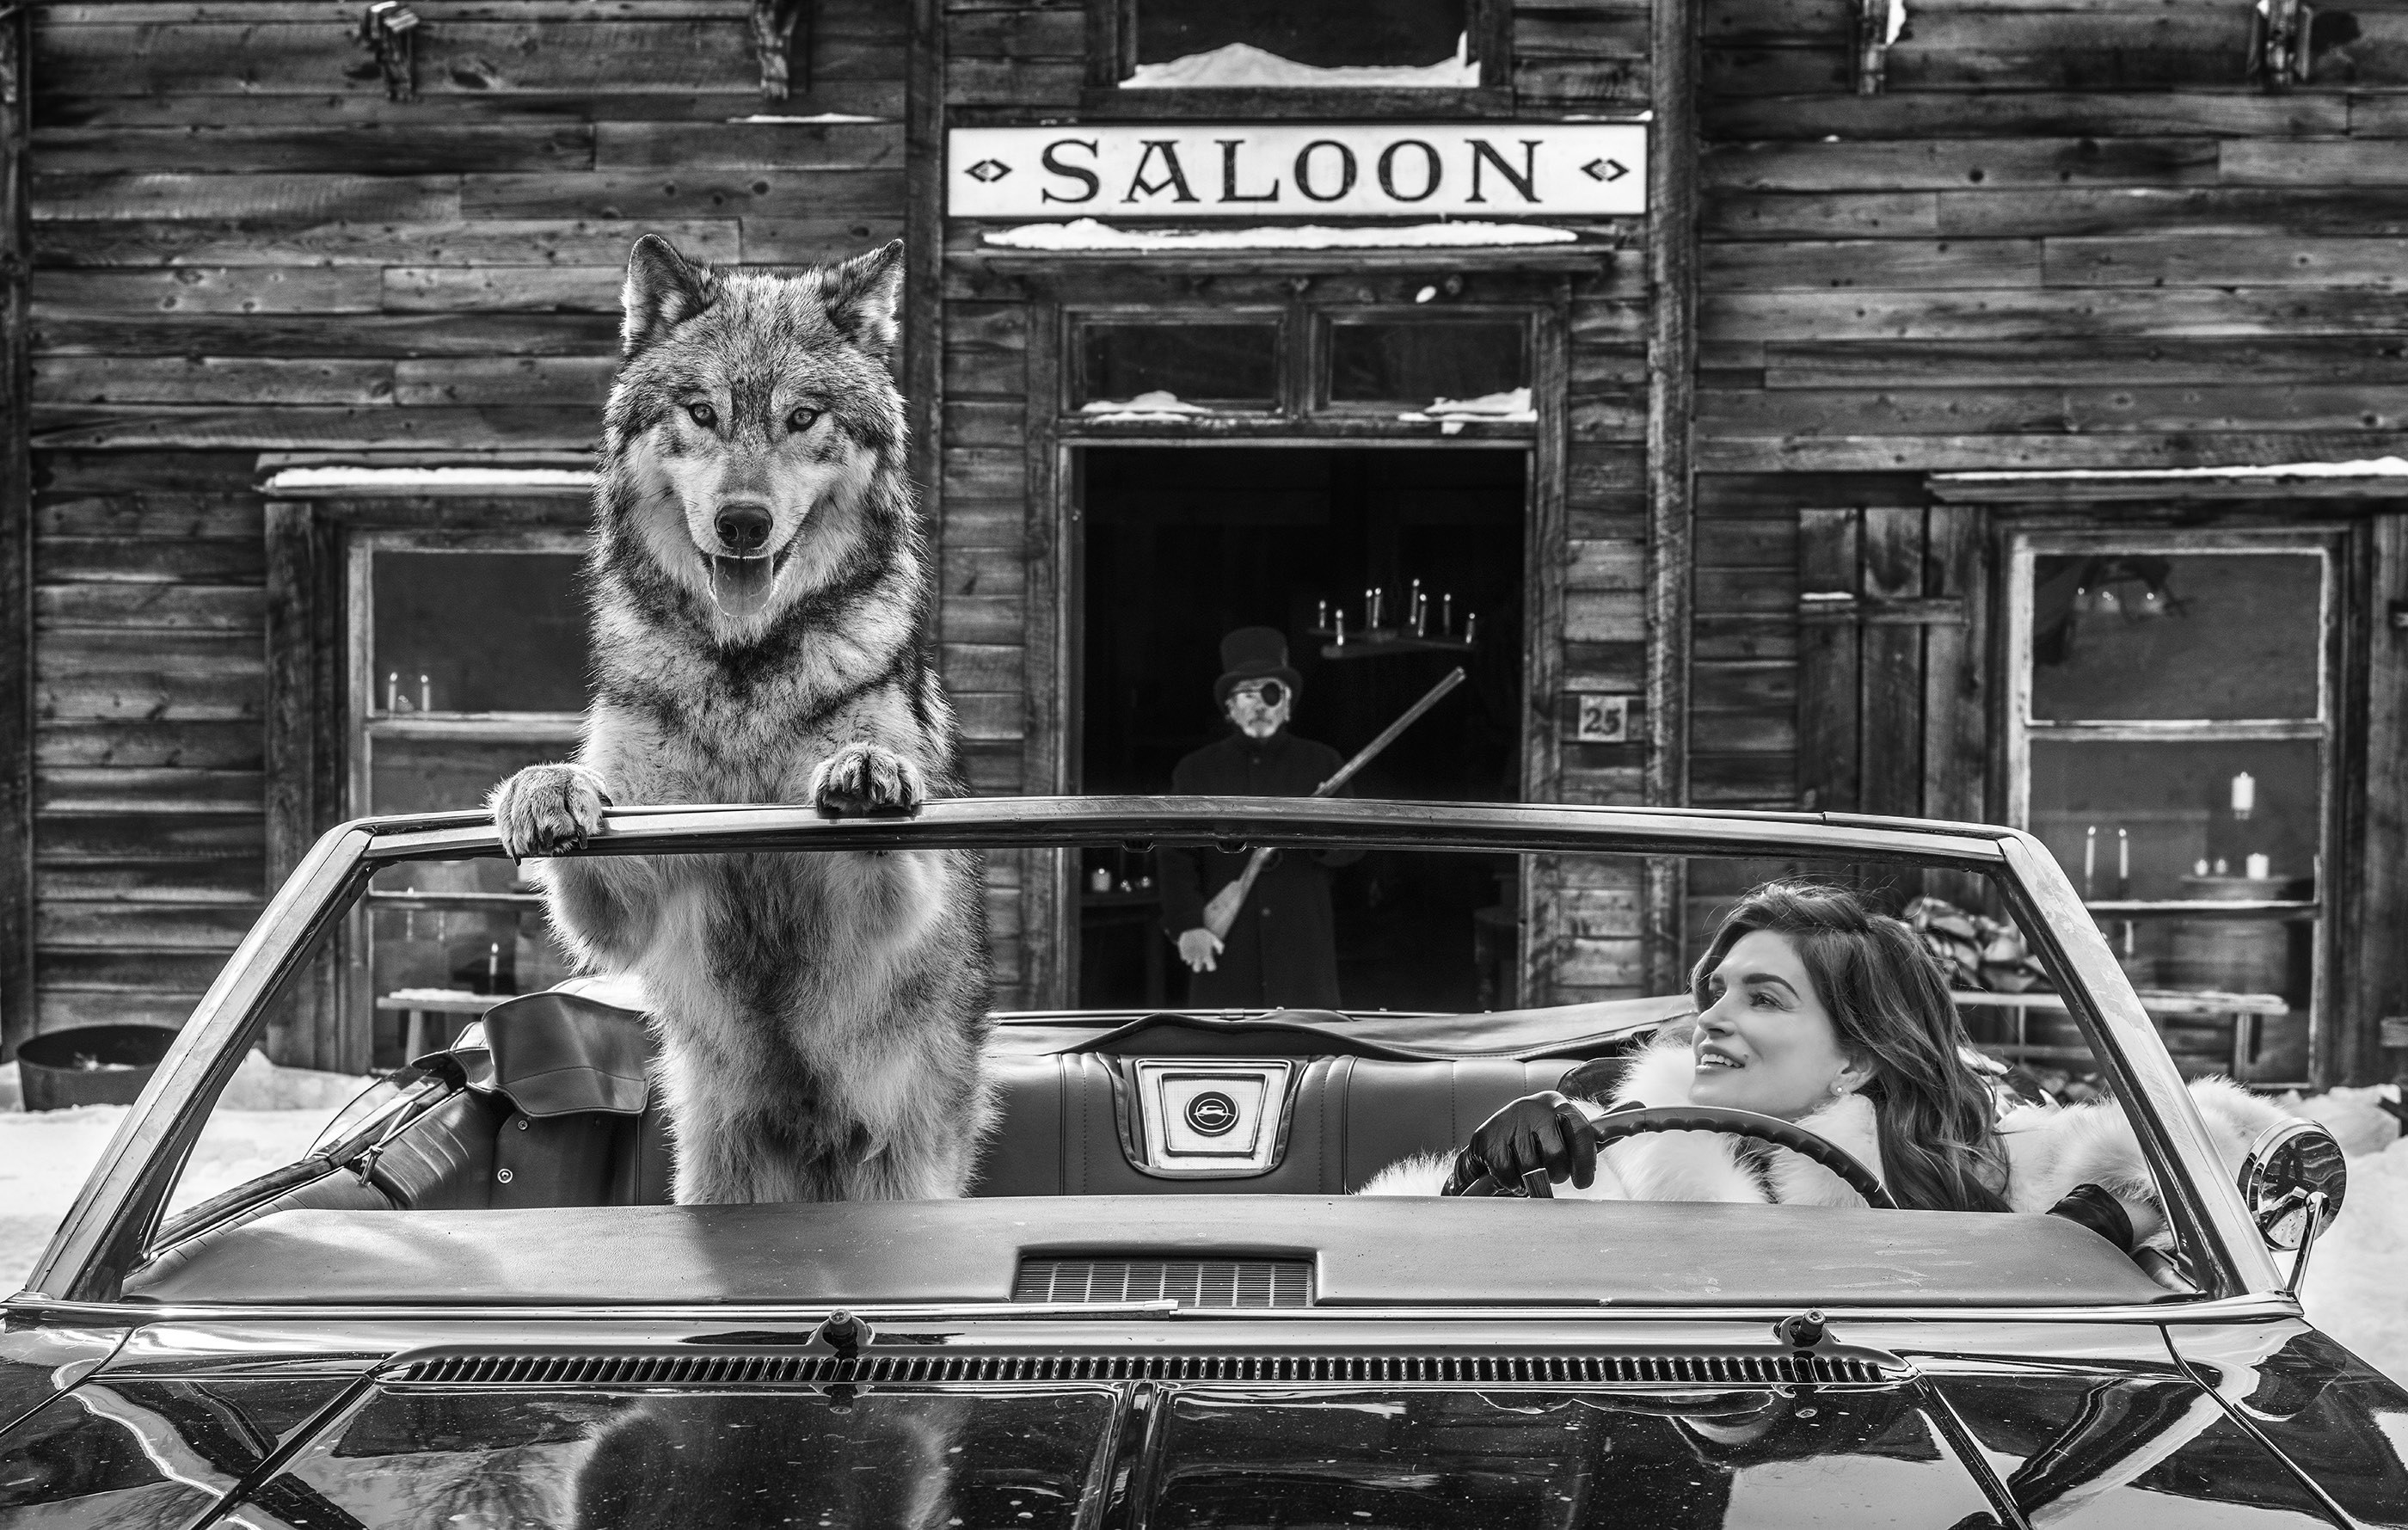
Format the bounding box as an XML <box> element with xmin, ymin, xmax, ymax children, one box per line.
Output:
<box><xmin>706</xmin><ymin>550</ymin><xmax>784</xmax><ymax>620</ymax></box>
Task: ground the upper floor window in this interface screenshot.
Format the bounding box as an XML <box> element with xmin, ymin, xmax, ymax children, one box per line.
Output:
<box><xmin>1091</xmin><ymin>0</ymin><xmax>1509</xmax><ymax>103</ymax></box>
<box><xmin>1127</xmin><ymin>0</ymin><xmax>1472</xmax><ymax>88</ymax></box>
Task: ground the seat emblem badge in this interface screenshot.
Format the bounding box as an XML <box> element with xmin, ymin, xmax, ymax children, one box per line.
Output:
<box><xmin>1185</xmin><ymin>1091</ymin><xmax>1240</xmax><ymax>1137</ymax></box>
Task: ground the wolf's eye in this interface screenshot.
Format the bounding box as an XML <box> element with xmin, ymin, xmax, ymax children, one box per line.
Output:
<box><xmin>786</xmin><ymin>406</ymin><xmax>821</xmax><ymax>433</ymax></box>
<box><xmin>685</xmin><ymin>401</ymin><xmax>717</xmax><ymax>428</ymax></box>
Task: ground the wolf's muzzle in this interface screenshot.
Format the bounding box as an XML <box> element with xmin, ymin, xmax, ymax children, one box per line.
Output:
<box><xmin>715</xmin><ymin>502</ymin><xmax>773</xmax><ymax>556</ymax></box>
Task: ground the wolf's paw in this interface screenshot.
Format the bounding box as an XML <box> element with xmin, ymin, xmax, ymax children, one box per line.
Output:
<box><xmin>490</xmin><ymin>764</ymin><xmax>611</xmax><ymax>857</ymax></box>
<box><xmin>811</xmin><ymin>743</ymin><xmax>926</xmax><ymax>817</ymax></box>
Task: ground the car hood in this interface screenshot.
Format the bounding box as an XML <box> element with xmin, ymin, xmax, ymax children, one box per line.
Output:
<box><xmin>3</xmin><ymin>1317</ymin><xmax>2385</xmax><ymax>1528</ymax></box>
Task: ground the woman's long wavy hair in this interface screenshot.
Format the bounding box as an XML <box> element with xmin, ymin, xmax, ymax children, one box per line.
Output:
<box><xmin>1690</xmin><ymin>882</ymin><xmax>2010</xmax><ymax>1214</ymax></box>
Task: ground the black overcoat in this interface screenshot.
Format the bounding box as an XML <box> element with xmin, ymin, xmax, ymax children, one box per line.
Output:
<box><xmin>1158</xmin><ymin>728</ymin><xmax>1364</xmax><ymax>1010</ymax></box>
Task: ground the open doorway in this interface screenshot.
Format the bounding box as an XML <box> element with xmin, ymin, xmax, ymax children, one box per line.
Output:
<box><xmin>1076</xmin><ymin>445</ymin><xmax>1526</xmax><ymax>1013</ymax></box>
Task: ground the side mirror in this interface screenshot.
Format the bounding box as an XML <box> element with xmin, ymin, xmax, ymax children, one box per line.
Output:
<box><xmin>2238</xmin><ymin>1117</ymin><xmax>2346</xmax><ymax>1257</ymax></box>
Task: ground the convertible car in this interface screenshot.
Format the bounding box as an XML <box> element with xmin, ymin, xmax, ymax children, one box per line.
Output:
<box><xmin>3</xmin><ymin>797</ymin><xmax>2402</xmax><ymax>1528</ymax></box>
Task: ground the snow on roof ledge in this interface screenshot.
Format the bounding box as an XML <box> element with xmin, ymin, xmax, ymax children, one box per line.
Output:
<box><xmin>982</xmin><ymin>219</ymin><xmax>1580</xmax><ymax>252</ymax></box>
<box><xmin>262</xmin><ymin>465</ymin><xmax>594</xmax><ymax>494</ymax></box>
<box><xmin>1938</xmin><ymin>458</ymin><xmax>2408</xmax><ymax>482</ymax></box>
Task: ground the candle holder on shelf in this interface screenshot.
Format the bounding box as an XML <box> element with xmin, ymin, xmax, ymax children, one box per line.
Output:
<box><xmin>1311</xmin><ymin>582</ymin><xmax>1479</xmax><ymax>661</ymax></box>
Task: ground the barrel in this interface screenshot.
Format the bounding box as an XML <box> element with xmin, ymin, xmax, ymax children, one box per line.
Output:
<box><xmin>15</xmin><ymin>1023</ymin><xmax>175</xmax><ymax>1110</ymax></box>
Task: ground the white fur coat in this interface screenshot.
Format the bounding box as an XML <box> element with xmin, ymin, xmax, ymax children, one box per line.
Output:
<box><xmin>1359</xmin><ymin>1035</ymin><xmax>2294</xmax><ymax>1249</ymax></box>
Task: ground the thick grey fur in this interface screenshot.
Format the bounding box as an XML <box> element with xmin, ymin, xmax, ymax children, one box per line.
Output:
<box><xmin>488</xmin><ymin>236</ymin><xmax>995</xmax><ymax>1205</ymax></box>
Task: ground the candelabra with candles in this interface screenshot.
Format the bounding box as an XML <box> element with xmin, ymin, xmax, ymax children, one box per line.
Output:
<box><xmin>1310</xmin><ymin>578</ymin><xmax>1479</xmax><ymax>660</ymax></box>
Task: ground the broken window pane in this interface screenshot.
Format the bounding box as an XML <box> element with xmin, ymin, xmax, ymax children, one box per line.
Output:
<box><xmin>1077</xmin><ymin>322</ymin><xmax>1281</xmax><ymax>410</ymax></box>
<box><xmin>1327</xmin><ymin>320</ymin><xmax>1526</xmax><ymax>405</ymax></box>
<box><xmin>1129</xmin><ymin>0</ymin><xmax>1472</xmax><ymax>87</ymax></box>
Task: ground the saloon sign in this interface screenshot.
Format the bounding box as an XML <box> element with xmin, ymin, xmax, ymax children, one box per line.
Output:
<box><xmin>948</xmin><ymin>124</ymin><xmax>1647</xmax><ymax>220</ymax></box>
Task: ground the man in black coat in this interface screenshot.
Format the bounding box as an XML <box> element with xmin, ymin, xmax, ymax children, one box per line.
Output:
<box><xmin>1158</xmin><ymin>627</ymin><xmax>1363</xmax><ymax>1011</ymax></box>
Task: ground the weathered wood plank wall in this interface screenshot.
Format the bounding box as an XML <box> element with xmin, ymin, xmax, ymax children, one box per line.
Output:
<box><xmin>1694</xmin><ymin>0</ymin><xmax>2408</xmax><ymax>1074</ymax></box>
<box><xmin>22</xmin><ymin>0</ymin><xmax>908</xmax><ymax>1049</ymax></box>
<box><xmin>1695</xmin><ymin>0</ymin><xmax>2408</xmax><ymax>820</ymax></box>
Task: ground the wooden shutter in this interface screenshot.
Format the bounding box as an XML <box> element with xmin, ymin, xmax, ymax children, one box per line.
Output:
<box><xmin>1795</xmin><ymin>505</ymin><xmax>1989</xmax><ymax>828</ymax></box>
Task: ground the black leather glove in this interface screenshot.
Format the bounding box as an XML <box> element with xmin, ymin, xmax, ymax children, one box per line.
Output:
<box><xmin>1452</xmin><ymin>1091</ymin><xmax>1600</xmax><ymax>1193</ymax></box>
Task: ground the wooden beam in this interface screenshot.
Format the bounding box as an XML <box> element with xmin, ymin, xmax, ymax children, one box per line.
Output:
<box><xmin>0</xmin><ymin>3</ymin><xmax>29</xmax><ymax>1058</ymax></box>
<box><xmin>1643</xmin><ymin>0</ymin><xmax>1700</xmax><ymax>992</ymax></box>
<box><xmin>905</xmin><ymin>0</ymin><xmax>940</xmax><ymax>552</ymax></box>
<box><xmin>261</xmin><ymin>501</ymin><xmax>343</xmax><ymax>1068</ymax></box>
<box><xmin>2352</xmin><ymin>513</ymin><xmax>2407</xmax><ymax>1086</ymax></box>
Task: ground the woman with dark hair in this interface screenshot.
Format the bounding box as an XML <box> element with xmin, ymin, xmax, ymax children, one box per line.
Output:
<box><xmin>1364</xmin><ymin>882</ymin><xmax>2290</xmax><ymax>1256</ymax></box>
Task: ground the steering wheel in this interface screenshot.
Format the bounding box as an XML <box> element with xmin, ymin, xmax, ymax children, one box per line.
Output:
<box><xmin>1454</xmin><ymin>1103</ymin><xmax>1898</xmax><ymax>1210</ymax></box>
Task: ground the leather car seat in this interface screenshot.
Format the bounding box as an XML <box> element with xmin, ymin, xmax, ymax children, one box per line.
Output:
<box><xmin>967</xmin><ymin>1053</ymin><xmax>1575</xmax><ymax>1196</ymax></box>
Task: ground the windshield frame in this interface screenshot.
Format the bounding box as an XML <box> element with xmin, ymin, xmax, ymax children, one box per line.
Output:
<box><xmin>18</xmin><ymin>796</ymin><xmax>2282</xmax><ymax>1307</ymax></box>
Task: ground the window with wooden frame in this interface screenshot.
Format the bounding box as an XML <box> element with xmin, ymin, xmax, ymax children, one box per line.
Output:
<box><xmin>346</xmin><ymin>529</ymin><xmax>591</xmax><ymax>1067</ymax></box>
<box><xmin>1318</xmin><ymin>312</ymin><xmax>1530</xmax><ymax>414</ymax></box>
<box><xmin>1083</xmin><ymin>0</ymin><xmax>1513</xmax><ymax>113</ymax></box>
<box><xmin>1073</xmin><ymin>314</ymin><xmax>1285</xmax><ymax>413</ymax></box>
<box><xmin>1062</xmin><ymin>304</ymin><xmax>1540</xmax><ymax>430</ymax></box>
<box><xmin>2006</xmin><ymin>529</ymin><xmax>2338</xmax><ymax>1089</ymax></box>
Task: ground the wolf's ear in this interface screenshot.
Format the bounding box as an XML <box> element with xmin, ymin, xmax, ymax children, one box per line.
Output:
<box><xmin>821</xmin><ymin>240</ymin><xmax>905</xmax><ymax>360</ymax></box>
<box><xmin>621</xmin><ymin>235</ymin><xmax>719</xmax><ymax>359</ymax></box>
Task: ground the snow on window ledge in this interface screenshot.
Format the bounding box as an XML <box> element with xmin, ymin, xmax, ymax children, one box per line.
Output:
<box><xmin>1079</xmin><ymin>390</ymin><xmax>1216</xmax><ymax>418</ymax></box>
<box><xmin>1937</xmin><ymin>458</ymin><xmax>2408</xmax><ymax>482</ymax></box>
<box><xmin>984</xmin><ymin>219</ymin><xmax>1578</xmax><ymax>253</ymax></box>
<box><xmin>1122</xmin><ymin>38</ymin><xmax>1479</xmax><ymax>90</ymax></box>
<box><xmin>1397</xmin><ymin>387</ymin><xmax>1537</xmax><ymax>433</ymax></box>
<box><xmin>261</xmin><ymin>465</ymin><xmax>595</xmax><ymax>494</ymax></box>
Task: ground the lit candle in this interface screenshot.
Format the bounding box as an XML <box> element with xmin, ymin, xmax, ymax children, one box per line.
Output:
<box><xmin>1441</xmin><ymin>593</ymin><xmax>1453</xmax><ymax>636</ymax></box>
<box><xmin>2231</xmin><ymin>771</ymin><xmax>2255</xmax><ymax>819</ymax></box>
<box><xmin>419</xmin><ymin>673</ymin><xmax>433</xmax><ymax>713</ymax></box>
<box><xmin>1317</xmin><ymin>598</ymin><xmax>1329</xmax><ymax>630</ymax></box>
<box><xmin>2117</xmin><ymin>826</ymin><xmax>2129</xmax><ymax>890</ymax></box>
<box><xmin>1465</xmin><ymin>611</ymin><xmax>1478</xmax><ymax>644</ymax></box>
<box><xmin>2084</xmin><ymin>826</ymin><xmax>2096</xmax><ymax>896</ymax></box>
<box><xmin>1333</xmin><ymin>607</ymin><xmax>1346</xmax><ymax>648</ymax></box>
<box><xmin>386</xmin><ymin>670</ymin><xmax>401</xmax><ymax>713</ymax></box>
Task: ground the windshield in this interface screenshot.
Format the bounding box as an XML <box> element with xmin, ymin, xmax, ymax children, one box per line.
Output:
<box><xmin>30</xmin><ymin>802</ymin><xmax>2269</xmax><ymax>1309</ymax></box>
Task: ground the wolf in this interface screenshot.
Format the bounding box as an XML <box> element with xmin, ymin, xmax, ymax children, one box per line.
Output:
<box><xmin>488</xmin><ymin>235</ymin><xmax>994</xmax><ymax>1205</ymax></box>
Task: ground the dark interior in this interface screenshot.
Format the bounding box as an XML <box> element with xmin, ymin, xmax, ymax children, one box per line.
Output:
<box><xmin>1077</xmin><ymin>446</ymin><xmax>1526</xmax><ymax>1013</ymax></box>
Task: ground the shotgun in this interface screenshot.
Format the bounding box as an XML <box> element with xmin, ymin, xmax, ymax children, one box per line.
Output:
<box><xmin>1198</xmin><ymin>667</ymin><xmax>1467</xmax><ymax>942</ymax></box>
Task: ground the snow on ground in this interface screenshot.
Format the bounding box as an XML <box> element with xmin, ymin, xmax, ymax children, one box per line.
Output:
<box><xmin>3</xmin><ymin>1061</ymin><xmax>2407</xmax><ymax>1391</ymax></box>
<box><xmin>1</xmin><ymin>1053</ymin><xmax>369</xmax><ymax>1294</ymax></box>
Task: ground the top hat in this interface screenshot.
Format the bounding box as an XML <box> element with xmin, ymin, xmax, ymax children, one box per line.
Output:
<box><xmin>1213</xmin><ymin>626</ymin><xmax>1302</xmax><ymax>707</ymax></box>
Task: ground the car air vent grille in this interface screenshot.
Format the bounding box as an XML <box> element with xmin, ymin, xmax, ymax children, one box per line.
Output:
<box><xmin>391</xmin><ymin>1349</ymin><xmax>1895</xmax><ymax>1388</ymax></box>
<box><xmin>1013</xmin><ymin>1257</ymin><xmax>1312</xmax><ymax>1308</ymax></box>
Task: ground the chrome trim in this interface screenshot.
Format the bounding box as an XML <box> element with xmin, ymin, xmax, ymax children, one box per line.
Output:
<box><xmin>6</xmin><ymin>1291</ymin><xmax>2310</xmax><ymax>1330</ymax></box>
<box><xmin>1125</xmin><ymin>1060</ymin><xmax>1299</xmax><ymax>1178</ymax></box>
<box><xmin>350</xmin><ymin>796</ymin><xmax>2016</xmax><ymax>869</ymax></box>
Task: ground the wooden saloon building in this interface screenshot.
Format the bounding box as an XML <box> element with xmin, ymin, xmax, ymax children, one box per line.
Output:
<box><xmin>1</xmin><ymin>0</ymin><xmax>2405</xmax><ymax>1087</ymax></box>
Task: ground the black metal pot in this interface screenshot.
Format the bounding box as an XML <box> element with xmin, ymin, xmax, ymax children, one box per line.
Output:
<box><xmin>15</xmin><ymin>1024</ymin><xmax>176</xmax><ymax>1111</ymax></box>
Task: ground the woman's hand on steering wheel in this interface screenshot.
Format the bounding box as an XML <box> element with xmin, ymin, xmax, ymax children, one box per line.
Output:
<box><xmin>1447</xmin><ymin>1091</ymin><xmax>1601</xmax><ymax>1193</ymax></box>
<box><xmin>1442</xmin><ymin>1093</ymin><xmax>1898</xmax><ymax>1209</ymax></box>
